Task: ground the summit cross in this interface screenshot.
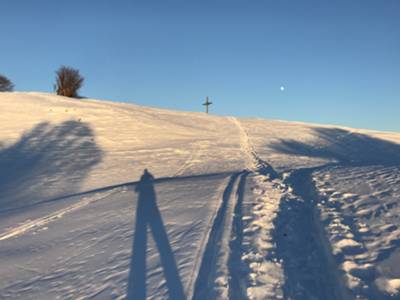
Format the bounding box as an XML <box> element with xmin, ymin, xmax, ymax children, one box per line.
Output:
<box><xmin>202</xmin><ymin>97</ymin><xmax>212</xmax><ymax>114</ymax></box>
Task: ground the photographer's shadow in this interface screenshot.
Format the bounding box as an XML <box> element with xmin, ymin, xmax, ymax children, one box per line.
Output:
<box><xmin>126</xmin><ymin>169</ymin><xmax>185</xmax><ymax>300</ymax></box>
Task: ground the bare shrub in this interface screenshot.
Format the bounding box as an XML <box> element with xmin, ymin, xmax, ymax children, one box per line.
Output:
<box><xmin>55</xmin><ymin>66</ymin><xmax>84</xmax><ymax>98</ymax></box>
<box><xmin>0</xmin><ymin>74</ymin><xmax>14</xmax><ymax>92</ymax></box>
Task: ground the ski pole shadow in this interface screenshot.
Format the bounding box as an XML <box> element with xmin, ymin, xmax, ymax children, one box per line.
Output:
<box><xmin>126</xmin><ymin>169</ymin><xmax>185</xmax><ymax>300</ymax></box>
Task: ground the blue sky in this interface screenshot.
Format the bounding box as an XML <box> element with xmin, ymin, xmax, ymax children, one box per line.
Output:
<box><xmin>1</xmin><ymin>0</ymin><xmax>399</xmax><ymax>131</ymax></box>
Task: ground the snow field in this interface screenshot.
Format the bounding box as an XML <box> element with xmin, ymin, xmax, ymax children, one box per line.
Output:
<box><xmin>314</xmin><ymin>166</ymin><xmax>400</xmax><ymax>299</ymax></box>
<box><xmin>1</xmin><ymin>92</ymin><xmax>400</xmax><ymax>299</ymax></box>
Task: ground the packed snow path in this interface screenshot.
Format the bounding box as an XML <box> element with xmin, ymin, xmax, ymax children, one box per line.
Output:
<box><xmin>276</xmin><ymin>168</ymin><xmax>347</xmax><ymax>300</ymax></box>
<box><xmin>230</xmin><ymin>118</ymin><xmax>344</xmax><ymax>300</ymax></box>
<box><xmin>1</xmin><ymin>93</ymin><xmax>400</xmax><ymax>299</ymax></box>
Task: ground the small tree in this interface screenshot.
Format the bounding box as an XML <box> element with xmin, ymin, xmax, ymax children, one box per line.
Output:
<box><xmin>0</xmin><ymin>74</ymin><xmax>14</xmax><ymax>92</ymax></box>
<box><xmin>55</xmin><ymin>66</ymin><xmax>84</xmax><ymax>98</ymax></box>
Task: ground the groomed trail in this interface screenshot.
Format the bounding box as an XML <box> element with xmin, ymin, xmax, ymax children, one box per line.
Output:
<box><xmin>191</xmin><ymin>171</ymin><xmax>248</xmax><ymax>300</ymax></box>
<box><xmin>191</xmin><ymin>117</ymin><xmax>284</xmax><ymax>300</ymax></box>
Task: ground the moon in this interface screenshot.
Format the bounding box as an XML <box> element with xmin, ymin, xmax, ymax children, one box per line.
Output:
<box><xmin>280</xmin><ymin>86</ymin><xmax>285</xmax><ymax>91</ymax></box>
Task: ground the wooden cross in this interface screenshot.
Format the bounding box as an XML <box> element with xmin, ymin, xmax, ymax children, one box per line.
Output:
<box><xmin>202</xmin><ymin>97</ymin><xmax>212</xmax><ymax>114</ymax></box>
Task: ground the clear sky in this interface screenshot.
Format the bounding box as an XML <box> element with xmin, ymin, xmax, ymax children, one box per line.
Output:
<box><xmin>1</xmin><ymin>0</ymin><xmax>399</xmax><ymax>131</ymax></box>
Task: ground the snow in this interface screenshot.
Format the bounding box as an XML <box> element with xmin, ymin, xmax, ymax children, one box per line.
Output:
<box><xmin>313</xmin><ymin>166</ymin><xmax>400</xmax><ymax>299</ymax></box>
<box><xmin>1</xmin><ymin>92</ymin><xmax>400</xmax><ymax>299</ymax></box>
<box><xmin>375</xmin><ymin>278</ymin><xmax>400</xmax><ymax>296</ymax></box>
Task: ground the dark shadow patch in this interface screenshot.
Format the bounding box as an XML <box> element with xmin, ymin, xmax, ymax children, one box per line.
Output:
<box><xmin>268</xmin><ymin>127</ymin><xmax>400</xmax><ymax>299</ymax></box>
<box><xmin>272</xmin><ymin>168</ymin><xmax>341</xmax><ymax>300</ymax></box>
<box><xmin>0</xmin><ymin>121</ymin><xmax>102</xmax><ymax>210</ymax></box>
<box><xmin>269</xmin><ymin>127</ymin><xmax>400</xmax><ymax>166</ymax></box>
<box><xmin>127</xmin><ymin>169</ymin><xmax>185</xmax><ymax>300</ymax></box>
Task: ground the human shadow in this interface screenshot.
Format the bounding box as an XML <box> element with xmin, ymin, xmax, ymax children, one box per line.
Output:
<box><xmin>0</xmin><ymin>121</ymin><xmax>102</xmax><ymax>211</ymax></box>
<box><xmin>269</xmin><ymin>127</ymin><xmax>400</xmax><ymax>167</ymax></box>
<box><xmin>127</xmin><ymin>169</ymin><xmax>185</xmax><ymax>300</ymax></box>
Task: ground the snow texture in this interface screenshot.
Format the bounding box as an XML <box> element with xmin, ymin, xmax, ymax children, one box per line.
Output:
<box><xmin>1</xmin><ymin>92</ymin><xmax>399</xmax><ymax>300</ymax></box>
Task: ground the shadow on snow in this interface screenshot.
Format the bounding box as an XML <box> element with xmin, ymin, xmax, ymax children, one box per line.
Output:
<box><xmin>269</xmin><ymin>127</ymin><xmax>400</xmax><ymax>299</ymax></box>
<box><xmin>0</xmin><ymin>171</ymin><xmax>231</xmax><ymax>215</ymax></box>
<box><xmin>126</xmin><ymin>169</ymin><xmax>185</xmax><ymax>300</ymax></box>
<box><xmin>269</xmin><ymin>127</ymin><xmax>400</xmax><ymax>167</ymax></box>
<box><xmin>0</xmin><ymin>121</ymin><xmax>102</xmax><ymax>211</ymax></box>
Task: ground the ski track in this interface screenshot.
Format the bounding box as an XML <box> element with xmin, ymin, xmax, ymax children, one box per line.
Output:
<box><xmin>0</xmin><ymin>189</ymin><xmax>119</xmax><ymax>241</ymax></box>
<box><xmin>174</xmin><ymin>150</ymin><xmax>197</xmax><ymax>176</ymax></box>
<box><xmin>174</xmin><ymin>141</ymin><xmax>203</xmax><ymax>177</ymax></box>
<box><xmin>190</xmin><ymin>118</ymin><xmax>275</xmax><ymax>299</ymax></box>
<box><xmin>3</xmin><ymin>113</ymin><xmax>395</xmax><ymax>299</ymax></box>
<box><xmin>228</xmin><ymin>171</ymin><xmax>249</xmax><ymax>300</ymax></box>
<box><xmin>191</xmin><ymin>171</ymin><xmax>246</xmax><ymax>300</ymax></box>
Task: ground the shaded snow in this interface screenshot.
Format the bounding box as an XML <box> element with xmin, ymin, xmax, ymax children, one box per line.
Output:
<box><xmin>314</xmin><ymin>166</ymin><xmax>400</xmax><ymax>299</ymax></box>
<box><xmin>1</xmin><ymin>92</ymin><xmax>400</xmax><ymax>299</ymax></box>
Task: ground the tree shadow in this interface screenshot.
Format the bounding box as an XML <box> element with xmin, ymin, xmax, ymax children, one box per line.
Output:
<box><xmin>127</xmin><ymin>169</ymin><xmax>185</xmax><ymax>300</ymax></box>
<box><xmin>269</xmin><ymin>127</ymin><xmax>400</xmax><ymax>166</ymax></box>
<box><xmin>0</xmin><ymin>121</ymin><xmax>102</xmax><ymax>211</ymax></box>
<box><xmin>270</xmin><ymin>127</ymin><xmax>400</xmax><ymax>299</ymax></box>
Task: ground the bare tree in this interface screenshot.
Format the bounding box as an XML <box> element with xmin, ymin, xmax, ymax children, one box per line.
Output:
<box><xmin>0</xmin><ymin>74</ymin><xmax>14</xmax><ymax>92</ymax></box>
<box><xmin>55</xmin><ymin>66</ymin><xmax>84</xmax><ymax>98</ymax></box>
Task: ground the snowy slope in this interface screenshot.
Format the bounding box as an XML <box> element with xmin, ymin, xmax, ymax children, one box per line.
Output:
<box><xmin>0</xmin><ymin>92</ymin><xmax>399</xmax><ymax>300</ymax></box>
<box><xmin>243</xmin><ymin>119</ymin><xmax>400</xmax><ymax>299</ymax></box>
